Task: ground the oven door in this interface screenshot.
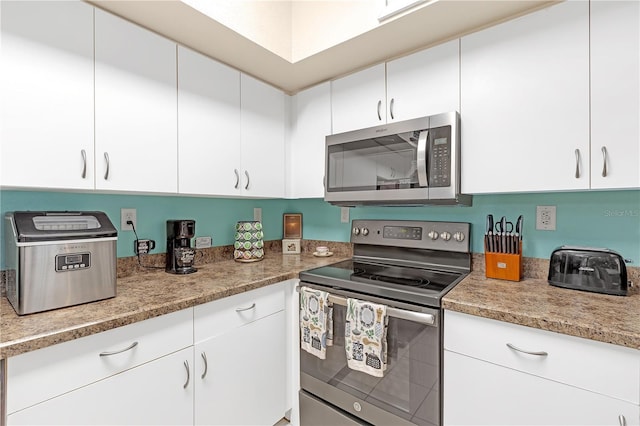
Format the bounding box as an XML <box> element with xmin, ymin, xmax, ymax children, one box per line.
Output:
<box><xmin>299</xmin><ymin>284</ymin><xmax>441</xmax><ymax>426</ymax></box>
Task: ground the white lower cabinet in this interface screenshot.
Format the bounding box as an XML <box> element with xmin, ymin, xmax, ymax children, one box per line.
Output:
<box><xmin>8</xmin><ymin>347</ymin><xmax>194</xmax><ymax>425</ymax></box>
<box><xmin>444</xmin><ymin>310</ymin><xmax>640</xmax><ymax>425</ymax></box>
<box><xmin>194</xmin><ymin>283</ymin><xmax>287</xmax><ymax>425</ymax></box>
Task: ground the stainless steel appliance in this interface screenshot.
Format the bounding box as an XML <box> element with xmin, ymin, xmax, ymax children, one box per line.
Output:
<box><xmin>299</xmin><ymin>219</ymin><xmax>471</xmax><ymax>425</ymax></box>
<box><xmin>324</xmin><ymin>112</ymin><xmax>471</xmax><ymax>206</ymax></box>
<box><xmin>548</xmin><ymin>246</ymin><xmax>630</xmax><ymax>296</ymax></box>
<box><xmin>165</xmin><ymin>219</ymin><xmax>197</xmax><ymax>274</ymax></box>
<box><xmin>4</xmin><ymin>211</ymin><xmax>117</xmax><ymax>315</ymax></box>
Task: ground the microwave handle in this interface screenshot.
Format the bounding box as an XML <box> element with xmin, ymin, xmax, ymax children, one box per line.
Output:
<box><xmin>417</xmin><ymin>130</ymin><xmax>429</xmax><ymax>187</ymax></box>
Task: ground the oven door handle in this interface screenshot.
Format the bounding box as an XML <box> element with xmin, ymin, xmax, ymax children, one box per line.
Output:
<box><xmin>299</xmin><ymin>287</ymin><xmax>436</xmax><ymax>326</ymax></box>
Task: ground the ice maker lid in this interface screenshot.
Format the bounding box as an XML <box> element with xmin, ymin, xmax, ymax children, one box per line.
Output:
<box><xmin>8</xmin><ymin>211</ymin><xmax>117</xmax><ymax>242</ymax></box>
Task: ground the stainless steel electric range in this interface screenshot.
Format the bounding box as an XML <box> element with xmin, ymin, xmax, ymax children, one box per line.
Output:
<box><xmin>298</xmin><ymin>219</ymin><xmax>471</xmax><ymax>426</ymax></box>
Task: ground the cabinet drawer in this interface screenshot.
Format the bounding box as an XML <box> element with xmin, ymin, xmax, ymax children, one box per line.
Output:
<box><xmin>194</xmin><ymin>283</ymin><xmax>284</xmax><ymax>342</ymax></box>
<box><xmin>7</xmin><ymin>308</ymin><xmax>193</xmax><ymax>414</ymax></box>
<box><xmin>444</xmin><ymin>310</ymin><xmax>640</xmax><ymax>404</ymax></box>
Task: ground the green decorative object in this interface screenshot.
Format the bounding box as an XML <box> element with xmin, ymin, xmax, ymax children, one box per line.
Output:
<box><xmin>233</xmin><ymin>221</ymin><xmax>264</xmax><ymax>262</ymax></box>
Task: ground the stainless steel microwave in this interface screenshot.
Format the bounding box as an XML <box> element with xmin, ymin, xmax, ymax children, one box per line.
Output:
<box><xmin>324</xmin><ymin>111</ymin><xmax>471</xmax><ymax>206</ymax></box>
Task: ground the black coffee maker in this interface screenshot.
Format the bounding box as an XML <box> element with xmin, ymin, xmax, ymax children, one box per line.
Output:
<box><xmin>166</xmin><ymin>219</ymin><xmax>197</xmax><ymax>274</ymax></box>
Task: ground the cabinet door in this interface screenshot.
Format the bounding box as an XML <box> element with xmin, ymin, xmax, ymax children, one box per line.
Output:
<box><xmin>1</xmin><ymin>1</ymin><xmax>94</xmax><ymax>190</ymax></box>
<box><xmin>95</xmin><ymin>9</ymin><xmax>177</xmax><ymax>193</ymax></box>
<box><xmin>240</xmin><ymin>74</ymin><xmax>286</xmax><ymax>198</ymax></box>
<box><xmin>460</xmin><ymin>1</ymin><xmax>590</xmax><ymax>194</ymax></box>
<box><xmin>288</xmin><ymin>82</ymin><xmax>331</xmax><ymax>198</ymax></box>
<box><xmin>386</xmin><ymin>39</ymin><xmax>460</xmax><ymax>122</ymax></box>
<box><xmin>331</xmin><ymin>63</ymin><xmax>386</xmax><ymax>134</ymax></box>
<box><xmin>178</xmin><ymin>46</ymin><xmax>241</xmax><ymax>196</ymax></box>
<box><xmin>195</xmin><ymin>311</ymin><xmax>286</xmax><ymax>426</ymax></box>
<box><xmin>444</xmin><ymin>350</ymin><xmax>640</xmax><ymax>426</ymax></box>
<box><xmin>590</xmin><ymin>0</ymin><xmax>640</xmax><ymax>189</ymax></box>
<box><xmin>8</xmin><ymin>347</ymin><xmax>194</xmax><ymax>425</ymax></box>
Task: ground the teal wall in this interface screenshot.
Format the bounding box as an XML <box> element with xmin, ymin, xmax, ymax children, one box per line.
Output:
<box><xmin>1</xmin><ymin>190</ymin><xmax>638</xmax><ymax>265</ymax></box>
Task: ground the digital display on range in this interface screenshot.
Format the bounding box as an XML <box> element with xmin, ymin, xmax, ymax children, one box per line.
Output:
<box><xmin>65</xmin><ymin>255</ymin><xmax>82</xmax><ymax>264</ymax></box>
<box><xmin>383</xmin><ymin>226</ymin><xmax>422</xmax><ymax>240</ymax></box>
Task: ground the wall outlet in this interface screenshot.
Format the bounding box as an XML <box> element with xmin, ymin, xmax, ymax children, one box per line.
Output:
<box><xmin>195</xmin><ymin>236</ymin><xmax>212</xmax><ymax>249</ymax></box>
<box><xmin>341</xmin><ymin>207</ymin><xmax>350</xmax><ymax>223</ymax></box>
<box><xmin>536</xmin><ymin>205</ymin><xmax>556</xmax><ymax>231</ymax></box>
<box><xmin>254</xmin><ymin>207</ymin><xmax>262</xmax><ymax>222</ymax></box>
<box><xmin>121</xmin><ymin>208</ymin><xmax>137</xmax><ymax>231</ymax></box>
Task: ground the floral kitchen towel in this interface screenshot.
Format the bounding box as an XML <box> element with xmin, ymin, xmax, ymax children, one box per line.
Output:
<box><xmin>345</xmin><ymin>298</ymin><xmax>388</xmax><ymax>377</ymax></box>
<box><xmin>300</xmin><ymin>287</ymin><xmax>333</xmax><ymax>359</ymax></box>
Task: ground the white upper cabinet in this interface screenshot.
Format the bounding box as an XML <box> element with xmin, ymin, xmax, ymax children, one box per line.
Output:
<box><xmin>461</xmin><ymin>1</ymin><xmax>590</xmax><ymax>194</ymax></box>
<box><xmin>1</xmin><ymin>1</ymin><xmax>94</xmax><ymax>190</ymax></box>
<box><xmin>288</xmin><ymin>82</ymin><xmax>332</xmax><ymax>199</ymax></box>
<box><xmin>590</xmin><ymin>0</ymin><xmax>640</xmax><ymax>190</ymax></box>
<box><xmin>331</xmin><ymin>64</ymin><xmax>387</xmax><ymax>134</ymax></box>
<box><xmin>386</xmin><ymin>39</ymin><xmax>460</xmax><ymax>122</ymax></box>
<box><xmin>240</xmin><ymin>74</ymin><xmax>286</xmax><ymax>198</ymax></box>
<box><xmin>331</xmin><ymin>40</ymin><xmax>460</xmax><ymax>135</ymax></box>
<box><xmin>94</xmin><ymin>9</ymin><xmax>178</xmax><ymax>193</ymax></box>
<box><xmin>177</xmin><ymin>46</ymin><xmax>241</xmax><ymax>196</ymax></box>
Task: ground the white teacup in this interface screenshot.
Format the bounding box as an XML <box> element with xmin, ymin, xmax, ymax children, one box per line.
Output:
<box><xmin>316</xmin><ymin>246</ymin><xmax>329</xmax><ymax>254</ymax></box>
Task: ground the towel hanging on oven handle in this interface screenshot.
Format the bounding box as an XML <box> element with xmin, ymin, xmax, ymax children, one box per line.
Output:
<box><xmin>296</xmin><ymin>286</ymin><xmax>436</xmax><ymax>326</ymax></box>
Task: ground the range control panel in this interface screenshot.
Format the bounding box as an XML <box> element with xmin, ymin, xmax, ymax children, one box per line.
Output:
<box><xmin>350</xmin><ymin>220</ymin><xmax>470</xmax><ymax>253</ymax></box>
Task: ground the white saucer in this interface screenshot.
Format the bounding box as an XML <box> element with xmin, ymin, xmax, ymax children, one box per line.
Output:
<box><xmin>313</xmin><ymin>251</ymin><xmax>333</xmax><ymax>257</ymax></box>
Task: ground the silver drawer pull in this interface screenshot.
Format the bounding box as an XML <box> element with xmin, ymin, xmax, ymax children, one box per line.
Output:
<box><xmin>235</xmin><ymin>303</ymin><xmax>256</xmax><ymax>313</ymax></box>
<box><xmin>201</xmin><ymin>352</ymin><xmax>208</xmax><ymax>379</ymax></box>
<box><xmin>99</xmin><ymin>341</ymin><xmax>138</xmax><ymax>357</ymax></box>
<box><xmin>506</xmin><ymin>343</ymin><xmax>548</xmax><ymax>357</ymax></box>
<box><xmin>619</xmin><ymin>414</ymin><xmax>627</xmax><ymax>426</ymax></box>
<box><xmin>574</xmin><ymin>149</ymin><xmax>581</xmax><ymax>179</ymax></box>
<box><xmin>183</xmin><ymin>360</ymin><xmax>190</xmax><ymax>389</ymax></box>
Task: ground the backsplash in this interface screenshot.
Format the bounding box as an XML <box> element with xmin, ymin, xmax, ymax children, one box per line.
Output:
<box><xmin>1</xmin><ymin>189</ymin><xmax>638</xmax><ymax>264</ymax></box>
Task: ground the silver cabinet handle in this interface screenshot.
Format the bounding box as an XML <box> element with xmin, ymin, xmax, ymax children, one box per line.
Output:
<box><xmin>200</xmin><ymin>352</ymin><xmax>208</xmax><ymax>379</ymax></box>
<box><xmin>99</xmin><ymin>341</ymin><xmax>138</xmax><ymax>357</ymax></box>
<box><xmin>183</xmin><ymin>360</ymin><xmax>190</xmax><ymax>389</ymax></box>
<box><xmin>244</xmin><ymin>170</ymin><xmax>250</xmax><ymax>190</ymax></box>
<box><xmin>234</xmin><ymin>169</ymin><xmax>240</xmax><ymax>189</ymax></box>
<box><xmin>377</xmin><ymin>100</ymin><xmax>382</xmax><ymax>121</ymax></box>
<box><xmin>235</xmin><ymin>303</ymin><xmax>256</xmax><ymax>312</ymax></box>
<box><xmin>601</xmin><ymin>146</ymin><xmax>608</xmax><ymax>177</ymax></box>
<box><xmin>619</xmin><ymin>414</ymin><xmax>627</xmax><ymax>426</ymax></box>
<box><xmin>506</xmin><ymin>343</ymin><xmax>548</xmax><ymax>357</ymax></box>
<box><xmin>389</xmin><ymin>98</ymin><xmax>395</xmax><ymax>120</ymax></box>
<box><xmin>81</xmin><ymin>149</ymin><xmax>87</xmax><ymax>179</ymax></box>
<box><xmin>574</xmin><ymin>149</ymin><xmax>581</xmax><ymax>179</ymax></box>
<box><xmin>104</xmin><ymin>152</ymin><xmax>110</xmax><ymax>180</ymax></box>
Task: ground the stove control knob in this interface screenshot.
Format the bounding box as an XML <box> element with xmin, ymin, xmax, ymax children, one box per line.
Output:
<box><xmin>440</xmin><ymin>231</ymin><xmax>452</xmax><ymax>241</ymax></box>
<box><xmin>352</xmin><ymin>227</ymin><xmax>360</xmax><ymax>236</ymax></box>
<box><xmin>428</xmin><ymin>230</ymin><xmax>439</xmax><ymax>240</ymax></box>
<box><xmin>453</xmin><ymin>231</ymin><xmax>465</xmax><ymax>242</ymax></box>
<box><xmin>361</xmin><ymin>228</ymin><xmax>369</xmax><ymax>236</ymax></box>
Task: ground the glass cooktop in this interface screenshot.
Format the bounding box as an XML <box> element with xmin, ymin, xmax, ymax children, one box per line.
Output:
<box><xmin>299</xmin><ymin>259</ymin><xmax>465</xmax><ymax>307</ymax></box>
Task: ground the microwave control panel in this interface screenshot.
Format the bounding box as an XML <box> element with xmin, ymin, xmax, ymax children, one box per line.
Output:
<box><xmin>429</xmin><ymin>125</ymin><xmax>451</xmax><ymax>187</ymax></box>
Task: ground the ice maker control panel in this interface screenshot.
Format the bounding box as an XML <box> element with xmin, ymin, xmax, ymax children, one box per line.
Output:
<box><xmin>55</xmin><ymin>253</ymin><xmax>91</xmax><ymax>272</ymax></box>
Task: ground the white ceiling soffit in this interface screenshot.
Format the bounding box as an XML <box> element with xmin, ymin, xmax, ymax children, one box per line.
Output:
<box><xmin>86</xmin><ymin>0</ymin><xmax>559</xmax><ymax>94</ymax></box>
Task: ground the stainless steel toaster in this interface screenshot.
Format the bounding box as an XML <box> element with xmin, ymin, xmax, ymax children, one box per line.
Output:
<box><xmin>548</xmin><ymin>246</ymin><xmax>628</xmax><ymax>296</ymax></box>
<box><xmin>4</xmin><ymin>211</ymin><xmax>118</xmax><ymax>315</ymax></box>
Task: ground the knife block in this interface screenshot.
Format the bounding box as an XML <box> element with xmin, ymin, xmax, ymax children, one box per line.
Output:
<box><xmin>485</xmin><ymin>241</ymin><xmax>523</xmax><ymax>282</ymax></box>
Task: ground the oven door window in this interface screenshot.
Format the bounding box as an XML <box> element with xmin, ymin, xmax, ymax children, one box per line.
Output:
<box><xmin>326</xmin><ymin>131</ymin><xmax>424</xmax><ymax>193</ymax></box>
<box><xmin>300</xmin><ymin>303</ymin><xmax>440</xmax><ymax>425</ymax></box>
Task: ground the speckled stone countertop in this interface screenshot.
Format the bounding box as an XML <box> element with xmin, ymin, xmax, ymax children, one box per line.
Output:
<box><xmin>0</xmin><ymin>252</ymin><xmax>348</xmax><ymax>360</ymax></box>
<box><xmin>442</xmin><ymin>271</ymin><xmax>640</xmax><ymax>350</ymax></box>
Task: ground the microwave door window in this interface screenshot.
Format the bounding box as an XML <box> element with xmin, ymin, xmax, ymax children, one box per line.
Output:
<box><xmin>326</xmin><ymin>132</ymin><xmax>423</xmax><ymax>192</ymax></box>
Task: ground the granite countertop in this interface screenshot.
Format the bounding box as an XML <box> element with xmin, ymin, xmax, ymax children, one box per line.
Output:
<box><xmin>0</xmin><ymin>253</ymin><xmax>348</xmax><ymax>360</ymax></box>
<box><xmin>442</xmin><ymin>271</ymin><xmax>640</xmax><ymax>350</ymax></box>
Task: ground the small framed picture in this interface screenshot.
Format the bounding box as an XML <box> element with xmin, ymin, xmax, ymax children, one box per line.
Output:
<box><xmin>283</xmin><ymin>213</ymin><xmax>302</xmax><ymax>239</ymax></box>
<box><xmin>282</xmin><ymin>238</ymin><xmax>301</xmax><ymax>254</ymax></box>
